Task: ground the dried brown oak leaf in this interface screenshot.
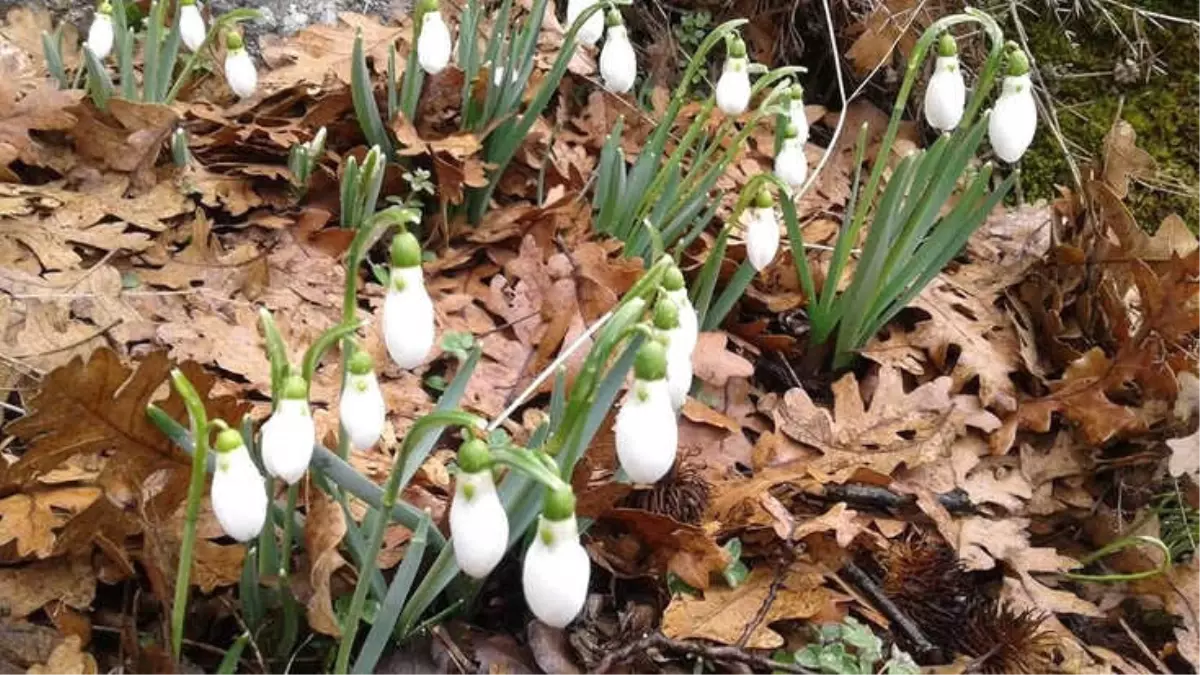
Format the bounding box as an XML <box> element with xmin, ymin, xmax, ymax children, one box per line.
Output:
<box><xmin>661</xmin><ymin>564</ymin><xmax>839</xmax><ymax>649</ymax></box>
<box><xmin>25</xmin><ymin>635</ymin><xmax>96</xmax><ymax>675</ymax></box>
<box><xmin>260</xmin><ymin>12</ymin><xmax>404</xmax><ymax>89</ymax></box>
<box><xmin>0</xmin><ymin>555</ymin><xmax>95</xmax><ymax>619</ymax></box>
<box><xmin>774</xmin><ymin>365</ymin><xmax>961</xmax><ymax>481</ymax></box>
<box><xmin>0</xmin><ymin>76</ymin><xmax>79</xmax><ymax>182</ymax></box>
<box><xmin>0</xmin><ymin>488</ymin><xmax>100</xmax><ymax>560</ymax></box>
<box><xmin>304</xmin><ymin>489</ymin><xmax>348</xmax><ymax>637</ymax></box>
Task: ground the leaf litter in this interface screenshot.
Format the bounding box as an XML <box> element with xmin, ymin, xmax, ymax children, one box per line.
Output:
<box><xmin>0</xmin><ymin>2</ymin><xmax>1194</xmax><ymax>673</ymax></box>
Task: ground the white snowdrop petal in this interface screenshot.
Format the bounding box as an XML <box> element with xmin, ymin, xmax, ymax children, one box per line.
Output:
<box><xmin>383</xmin><ymin>266</ymin><xmax>436</xmax><ymax>370</ymax></box>
<box><xmin>212</xmin><ymin>445</ymin><xmax>267</xmax><ymax>542</ymax></box>
<box><xmin>260</xmin><ymin>399</ymin><xmax>315</xmax><ymax>485</ymax></box>
<box><xmin>665</xmin><ymin>288</ymin><xmax>698</xmax><ymax>356</ymax></box>
<box><xmin>788</xmin><ymin>99</ymin><xmax>810</xmax><ymax>145</ymax></box>
<box><xmin>666</xmin><ymin>334</ymin><xmax>693</xmax><ymax>411</ymax></box>
<box><xmin>339</xmin><ymin>372</ymin><xmax>386</xmax><ymax>451</ymax></box>
<box><xmin>418</xmin><ymin>11</ymin><xmax>452</xmax><ymax>75</ymax></box>
<box><xmin>567</xmin><ymin>0</ymin><xmax>603</xmax><ymax>45</ymax></box>
<box><xmin>923</xmin><ymin>56</ymin><xmax>966</xmax><ymax>131</ymax></box>
<box><xmin>87</xmin><ymin>15</ymin><xmax>114</xmax><ymax>60</ymax></box>
<box><xmin>180</xmin><ymin>4</ymin><xmax>206</xmax><ymax>52</ymax></box>
<box><xmin>774</xmin><ymin>139</ymin><xmax>808</xmax><ymax>190</ymax></box>
<box><xmin>745</xmin><ymin>206</ymin><xmax>780</xmax><ymax>271</ymax></box>
<box><xmin>224</xmin><ymin>49</ymin><xmax>257</xmax><ymax>98</ymax></box>
<box><xmin>599</xmin><ymin>25</ymin><xmax>636</xmax><ymax>94</ymax></box>
<box><xmin>449</xmin><ymin>470</ymin><xmax>509</xmax><ymax>578</ymax></box>
<box><xmin>715</xmin><ymin>60</ymin><xmax>750</xmax><ymax>116</ymax></box>
<box><xmin>614</xmin><ymin>379</ymin><xmax>678</xmax><ymax>483</ymax></box>
<box><xmin>988</xmin><ymin>74</ymin><xmax>1037</xmax><ymax>163</ymax></box>
<box><xmin>522</xmin><ymin>516</ymin><xmax>590</xmax><ymax>628</ymax></box>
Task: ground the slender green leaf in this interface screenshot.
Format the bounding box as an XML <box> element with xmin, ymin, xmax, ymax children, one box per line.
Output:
<box><xmin>352</xmin><ymin>33</ymin><xmax>394</xmax><ymax>156</ymax></box>
<box><xmin>217</xmin><ymin>633</ymin><xmax>250</xmax><ymax>674</ymax></box>
<box><xmin>353</xmin><ymin>512</ymin><xmax>431</xmax><ymax>674</ymax></box>
<box><xmin>702</xmin><ymin>260</ymin><xmax>755</xmax><ymax>331</ymax></box>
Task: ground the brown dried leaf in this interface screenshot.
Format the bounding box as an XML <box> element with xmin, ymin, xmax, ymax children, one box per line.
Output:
<box><xmin>305</xmin><ymin>489</ymin><xmax>347</xmax><ymax>637</ymax></box>
<box><xmin>0</xmin><ymin>556</ymin><xmax>95</xmax><ymax>619</ymax></box>
<box><xmin>661</xmin><ymin>564</ymin><xmax>834</xmax><ymax>648</ymax></box>
<box><xmin>260</xmin><ymin>13</ymin><xmax>404</xmax><ymax>88</ymax></box>
<box><xmin>25</xmin><ymin>635</ymin><xmax>96</xmax><ymax>675</ymax></box>
<box><xmin>0</xmin><ymin>488</ymin><xmax>99</xmax><ymax>559</ymax></box>
<box><xmin>691</xmin><ymin>332</ymin><xmax>754</xmax><ymax>387</ymax></box>
<box><xmin>0</xmin><ymin>78</ymin><xmax>80</xmax><ymax>179</ymax></box>
<box><xmin>1101</xmin><ymin>120</ymin><xmax>1155</xmax><ymax>199</ymax></box>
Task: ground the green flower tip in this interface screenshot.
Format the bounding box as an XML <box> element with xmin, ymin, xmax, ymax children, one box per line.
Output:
<box><xmin>729</xmin><ymin>37</ymin><xmax>746</xmax><ymax>59</ymax></box>
<box><xmin>1006</xmin><ymin>49</ymin><xmax>1030</xmax><ymax>76</ymax></box>
<box><xmin>783</xmin><ymin>122</ymin><xmax>800</xmax><ymax>140</ymax></box>
<box><xmin>347</xmin><ymin>349</ymin><xmax>374</xmax><ymax>376</ymax></box>
<box><xmin>390</xmin><ymin>231</ymin><xmax>422</xmax><ymax>268</ymax></box>
<box><xmin>662</xmin><ymin>265</ymin><xmax>686</xmax><ymax>292</ymax></box>
<box><xmin>181</xmin><ymin>0</ymin><xmax>196</xmax><ymax>6</ymax></box>
<box><xmin>542</xmin><ymin>486</ymin><xmax>576</xmax><ymax>522</ymax></box>
<box><xmin>417</xmin><ymin>0</ymin><xmax>439</xmax><ymax>14</ymax></box>
<box><xmin>226</xmin><ymin>31</ymin><xmax>245</xmax><ymax>51</ymax></box>
<box><xmin>634</xmin><ymin>339</ymin><xmax>668</xmax><ymax>381</ymax></box>
<box><xmin>788</xmin><ymin>83</ymin><xmax>804</xmax><ymax>101</ymax></box>
<box><xmin>281</xmin><ymin>374</ymin><xmax>308</xmax><ymax>401</ymax></box>
<box><xmin>653</xmin><ymin>297</ymin><xmax>680</xmax><ymax>331</ymax></box>
<box><xmin>457</xmin><ymin>438</ymin><xmax>491</xmax><ymax>474</ymax></box>
<box><xmin>605</xmin><ymin>8</ymin><xmax>622</xmax><ymax>27</ymax></box>
<box><xmin>753</xmin><ymin>187</ymin><xmax>773</xmax><ymax>209</ymax></box>
<box><xmin>936</xmin><ymin>33</ymin><xmax>957</xmax><ymax>57</ymax></box>
<box><xmin>214</xmin><ymin>426</ymin><xmax>244</xmax><ymax>453</ymax></box>
<box><xmin>97</xmin><ymin>1</ymin><xmax>113</xmax><ymax>15</ymax></box>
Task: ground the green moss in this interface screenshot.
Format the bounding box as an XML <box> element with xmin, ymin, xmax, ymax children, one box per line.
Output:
<box><xmin>1012</xmin><ymin>4</ymin><xmax>1199</xmax><ymax>232</ymax></box>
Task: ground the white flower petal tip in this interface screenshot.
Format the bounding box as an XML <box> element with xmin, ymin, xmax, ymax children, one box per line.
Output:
<box><xmin>715</xmin><ymin>59</ymin><xmax>751</xmax><ymax>116</ymax></box>
<box><xmin>339</xmin><ymin>371</ymin><xmax>386</xmax><ymax>451</ymax></box>
<box><xmin>180</xmin><ymin>3</ymin><xmax>206</xmax><ymax>52</ymax></box>
<box><xmin>744</xmin><ymin>205</ymin><xmax>780</xmax><ymax>272</ymax></box>
<box><xmin>665</xmin><ymin>287</ymin><xmax>699</xmax><ymax>354</ymax></box>
<box><xmin>774</xmin><ymin>139</ymin><xmax>808</xmax><ymax>191</ymax></box>
<box><xmin>787</xmin><ymin>102</ymin><xmax>810</xmax><ymax>146</ymax></box>
<box><xmin>567</xmin><ymin>0</ymin><xmax>604</xmax><ymax>46</ymax></box>
<box><xmin>260</xmin><ymin>398</ymin><xmax>315</xmax><ymax>485</ymax></box>
<box><xmin>87</xmin><ymin>13</ymin><xmax>114</xmax><ymax>60</ymax></box>
<box><xmin>224</xmin><ymin>47</ymin><xmax>258</xmax><ymax>99</ymax></box>
<box><xmin>923</xmin><ymin>55</ymin><xmax>966</xmax><ymax>132</ymax></box>
<box><xmin>211</xmin><ymin>431</ymin><xmax>267</xmax><ymax>542</ymax></box>
<box><xmin>666</xmin><ymin>339</ymin><xmax>693</xmax><ymax>411</ymax></box>
<box><xmin>600</xmin><ymin>24</ymin><xmax>637</xmax><ymax>94</ymax></box>
<box><xmin>383</xmin><ymin>265</ymin><xmax>436</xmax><ymax>370</ymax></box>
<box><xmin>417</xmin><ymin>11</ymin><xmax>453</xmax><ymax>75</ymax></box>
<box><xmin>988</xmin><ymin>74</ymin><xmax>1037</xmax><ymax>163</ymax></box>
<box><xmin>450</xmin><ymin>469</ymin><xmax>509</xmax><ymax>579</ymax></box>
<box><xmin>522</xmin><ymin>515</ymin><xmax>590</xmax><ymax>628</ymax></box>
<box><xmin>615</xmin><ymin>378</ymin><xmax>678</xmax><ymax>483</ymax></box>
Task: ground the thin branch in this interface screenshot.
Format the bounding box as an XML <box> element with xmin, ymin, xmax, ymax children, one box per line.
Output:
<box><xmin>594</xmin><ymin>632</ymin><xmax>816</xmax><ymax>674</ymax></box>
<box><xmin>840</xmin><ymin>561</ymin><xmax>940</xmax><ymax>662</ymax></box>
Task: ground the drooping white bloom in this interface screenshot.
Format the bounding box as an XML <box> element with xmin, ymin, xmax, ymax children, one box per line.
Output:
<box><xmin>383</xmin><ymin>233</ymin><xmax>435</xmax><ymax>370</ymax></box>
<box><xmin>665</xmin><ymin>287</ymin><xmax>698</xmax><ymax>353</ymax></box>
<box><xmin>523</xmin><ymin>512</ymin><xmax>590</xmax><ymax>628</ymax></box>
<box><xmin>339</xmin><ymin>351</ymin><xmax>386</xmax><ymax>451</ymax></box>
<box><xmin>179</xmin><ymin>0</ymin><xmax>206</xmax><ymax>52</ymax></box>
<box><xmin>211</xmin><ymin>428</ymin><xmax>268</xmax><ymax>542</ymax></box>
<box><xmin>787</xmin><ymin>85</ymin><xmax>810</xmax><ymax>145</ymax></box>
<box><xmin>417</xmin><ymin>10</ymin><xmax>452</xmax><ymax>75</ymax></box>
<box><xmin>988</xmin><ymin>74</ymin><xmax>1037</xmax><ymax>163</ymax></box>
<box><xmin>924</xmin><ymin>56</ymin><xmax>965</xmax><ymax>132</ymax></box>
<box><xmin>223</xmin><ymin>33</ymin><xmax>257</xmax><ymax>99</ymax></box>
<box><xmin>775</xmin><ymin>135</ymin><xmax>808</xmax><ymax>191</ymax></box>
<box><xmin>450</xmin><ymin>468</ymin><xmax>509</xmax><ymax>579</ymax></box>
<box><xmin>744</xmin><ymin>194</ymin><xmax>779</xmax><ymax>272</ymax></box>
<box><xmin>716</xmin><ymin>57</ymin><xmax>750</xmax><ymax>116</ymax></box>
<box><xmin>599</xmin><ymin>16</ymin><xmax>636</xmax><ymax>94</ymax></box>
<box><xmin>566</xmin><ymin>0</ymin><xmax>604</xmax><ymax>46</ymax></box>
<box><xmin>261</xmin><ymin>394</ymin><xmax>315</xmax><ymax>485</ymax></box>
<box><xmin>615</xmin><ymin>340</ymin><xmax>678</xmax><ymax>483</ymax></box>
<box><xmin>665</xmin><ymin>338</ymin><xmax>693</xmax><ymax>412</ymax></box>
<box><xmin>87</xmin><ymin>3</ymin><xmax>114</xmax><ymax>60</ymax></box>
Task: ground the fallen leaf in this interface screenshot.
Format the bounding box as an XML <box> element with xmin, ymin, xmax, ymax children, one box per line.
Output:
<box><xmin>0</xmin><ymin>556</ymin><xmax>95</xmax><ymax>619</ymax></box>
<box><xmin>791</xmin><ymin>502</ymin><xmax>869</xmax><ymax>548</ymax></box>
<box><xmin>305</xmin><ymin>489</ymin><xmax>347</xmax><ymax>637</ymax></box>
<box><xmin>0</xmin><ymin>488</ymin><xmax>100</xmax><ymax>559</ymax></box>
<box><xmin>25</xmin><ymin>635</ymin><xmax>96</xmax><ymax>675</ymax></box>
<box><xmin>691</xmin><ymin>332</ymin><xmax>754</xmax><ymax>386</ymax></box>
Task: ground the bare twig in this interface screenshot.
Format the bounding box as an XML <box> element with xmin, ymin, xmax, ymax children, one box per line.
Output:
<box><xmin>840</xmin><ymin>560</ymin><xmax>940</xmax><ymax>662</ymax></box>
<box><xmin>1117</xmin><ymin>617</ymin><xmax>1172</xmax><ymax>674</ymax></box>
<box><xmin>595</xmin><ymin>632</ymin><xmax>816</xmax><ymax>674</ymax></box>
<box><xmin>736</xmin><ymin>562</ymin><xmax>786</xmax><ymax>648</ymax></box>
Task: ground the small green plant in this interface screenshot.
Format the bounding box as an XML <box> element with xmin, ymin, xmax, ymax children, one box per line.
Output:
<box><xmin>775</xmin><ymin>617</ymin><xmax>919</xmax><ymax>675</ymax></box>
<box><xmin>674</xmin><ymin>10</ymin><xmax>712</xmax><ymax>51</ymax></box>
<box><xmin>1153</xmin><ymin>488</ymin><xmax>1199</xmax><ymax>562</ymax></box>
<box><xmin>287</xmin><ymin>126</ymin><xmax>327</xmax><ymax>198</ymax></box>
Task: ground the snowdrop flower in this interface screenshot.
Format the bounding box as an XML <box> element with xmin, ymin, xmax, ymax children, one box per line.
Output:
<box><xmin>774</xmin><ymin>123</ymin><xmax>808</xmax><ymax>191</ymax></box>
<box><xmin>715</xmin><ymin>37</ymin><xmax>751</xmax><ymax>116</ymax></box>
<box><xmin>566</xmin><ymin>0</ymin><xmax>604</xmax><ymax>46</ymax></box>
<box><xmin>923</xmin><ymin>33</ymin><xmax>965</xmax><ymax>132</ymax></box>
<box><xmin>653</xmin><ymin>298</ymin><xmax>693</xmax><ymax>411</ymax></box>
<box><xmin>339</xmin><ymin>349</ymin><xmax>386</xmax><ymax>451</ymax></box>
<box><xmin>416</xmin><ymin>0</ymin><xmax>452</xmax><ymax>75</ymax></box>
<box><xmin>211</xmin><ymin>425</ymin><xmax>268</xmax><ymax>542</ymax></box>
<box><xmin>786</xmin><ymin>84</ymin><xmax>809</xmax><ymax>145</ymax></box>
<box><xmin>988</xmin><ymin>49</ymin><xmax>1037</xmax><ymax>163</ymax></box>
<box><xmin>179</xmin><ymin>0</ymin><xmax>206</xmax><ymax>52</ymax></box>
<box><xmin>744</xmin><ymin>188</ymin><xmax>779</xmax><ymax>272</ymax></box>
<box><xmin>614</xmin><ymin>339</ymin><xmax>678</xmax><ymax>483</ymax></box>
<box><xmin>450</xmin><ymin>439</ymin><xmax>509</xmax><ymax>579</ymax></box>
<box><xmin>383</xmin><ymin>232</ymin><xmax>435</xmax><ymax>370</ymax></box>
<box><xmin>599</xmin><ymin>9</ymin><xmax>636</xmax><ymax>95</ymax></box>
<box><xmin>223</xmin><ymin>32</ymin><xmax>257</xmax><ymax>99</ymax></box>
<box><xmin>662</xmin><ymin>265</ymin><xmax>697</xmax><ymax>357</ymax></box>
<box><xmin>523</xmin><ymin>488</ymin><xmax>590</xmax><ymax>628</ymax></box>
<box><xmin>260</xmin><ymin>374</ymin><xmax>315</xmax><ymax>485</ymax></box>
<box><xmin>87</xmin><ymin>1</ymin><xmax>114</xmax><ymax>60</ymax></box>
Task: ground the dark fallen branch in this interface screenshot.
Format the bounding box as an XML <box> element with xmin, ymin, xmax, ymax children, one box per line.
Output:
<box><xmin>840</xmin><ymin>561</ymin><xmax>940</xmax><ymax>662</ymax></box>
<box><xmin>817</xmin><ymin>484</ymin><xmax>976</xmax><ymax>515</ymax></box>
<box><xmin>594</xmin><ymin>632</ymin><xmax>815</xmax><ymax>674</ymax></box>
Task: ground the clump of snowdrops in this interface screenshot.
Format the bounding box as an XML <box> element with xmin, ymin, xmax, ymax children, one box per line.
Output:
<box><xmin>42</xmin><ymin>0</ymin><xmax>260</xmax><ymax>108</ymax></box>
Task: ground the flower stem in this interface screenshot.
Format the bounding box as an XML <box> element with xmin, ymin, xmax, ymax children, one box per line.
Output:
<box><xmin>168</xmin><ymin>369</ymin><xmax>210</xmax><ymax>661</ymax></box>
<box><xmin>333</xmin><ymin>410</ymin><xmax>485</xmax><ymax>674</ymax></box>
<box><xmin>278</xmin><ymin>482</ymin><xmax>300</xmax><ymax>656</ymax></box>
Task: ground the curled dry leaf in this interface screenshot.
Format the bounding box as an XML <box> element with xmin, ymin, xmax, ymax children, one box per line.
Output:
<box><xmin>0</xmin><ymin>555</ymin><xmax>95</xmax><ymax>619</ymax></box>
<box><xmin>304</xmin><ymin>488</ymin><xmax>348</xmax><ymax>637</ymax></box>
<box><xmin>25</xmin><ymin>635</ymin><xmax>97</xmax><ymax>675</ymax></box>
